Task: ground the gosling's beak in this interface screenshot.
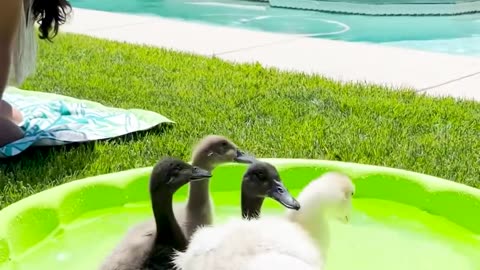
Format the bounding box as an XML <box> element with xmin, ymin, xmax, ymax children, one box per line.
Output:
<box><xmin>268</xmin><ymin>180</ymin><xmax>301</xmax><ymax>210</ymax></box>
<box><xmin>233</xmin><ymin>149</ymin><xmax>256</xmax><ymax>164</ymax></box>
<box><xmin>190</xmin><ymin>166</ymin><xmax>212</xmax><ymax>181</ymax></box>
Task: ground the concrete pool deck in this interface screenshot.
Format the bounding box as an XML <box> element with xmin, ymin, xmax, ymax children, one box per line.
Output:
<box><xmin>62</xmin><ymin>8</ymin><xmax>480</xmax><ymax>101</ymax></box>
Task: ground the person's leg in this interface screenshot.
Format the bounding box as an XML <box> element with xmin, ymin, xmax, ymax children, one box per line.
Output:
<box><xmin>0</xmin><ymin>99</ymin><xmax>24</xmax><ymax>147</ymax></box>
<box><xmin>0</xmin><ymin>0</ymin><xmax>26</xmax><ymax>147</ymax></box>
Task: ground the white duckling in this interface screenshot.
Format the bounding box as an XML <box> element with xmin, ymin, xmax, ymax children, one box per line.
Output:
<box><xmin>173</xmin><ymin>172</ymin><xmax>355</xmax><ymax>270</ymax></box>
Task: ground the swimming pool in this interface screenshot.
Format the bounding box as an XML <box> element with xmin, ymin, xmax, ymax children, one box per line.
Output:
<box><xmin>71</xmin><ymin>0</ymin><xmax>480</xmax><ymax>57</ymax></box>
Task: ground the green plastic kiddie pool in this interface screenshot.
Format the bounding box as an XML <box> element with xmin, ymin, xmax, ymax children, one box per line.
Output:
<box><xmin>0</xmin><ymin>159</ymin><xmax>479</xmax><ymax>270</ymax></box>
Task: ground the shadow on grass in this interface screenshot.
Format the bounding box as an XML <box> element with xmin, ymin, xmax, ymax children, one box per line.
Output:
<box><xmin>0</xmin><ymin>123</ymin><xmax>173</xmax><ymax>190</ymax></box>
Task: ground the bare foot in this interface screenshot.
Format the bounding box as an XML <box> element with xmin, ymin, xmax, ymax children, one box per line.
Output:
<box><xmin>0</xmin><ymin>99</ymin><xmax>23</xmax><ymax>124</ymax></box>
<box><xmin>0</xmin><ymin>117</ymin><xmax>24</xmax><ymax>147</ymax></box>
<box><xmin>0</xmin><ymin>100</ymin><xmax>24</xmax><ymax>146</ymax></box>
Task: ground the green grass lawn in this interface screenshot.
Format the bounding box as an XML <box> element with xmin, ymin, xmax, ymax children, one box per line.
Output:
<box><xmin>0</xmin><ymin>33</ymin><xmax>479</xmax><ymax>209</ymax></box>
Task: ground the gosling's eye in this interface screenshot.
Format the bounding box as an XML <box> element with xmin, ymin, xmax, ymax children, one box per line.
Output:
<box><xmin>351</xmin><ymin>192</ymin><xmax>354</xmax><ymax>196</ymax></box>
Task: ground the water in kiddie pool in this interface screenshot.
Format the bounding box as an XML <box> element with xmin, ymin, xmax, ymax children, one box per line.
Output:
<box><xmin>3</xmin><ymin>194</ymin><xmax>479</xmax><ymax>270</ymax></box>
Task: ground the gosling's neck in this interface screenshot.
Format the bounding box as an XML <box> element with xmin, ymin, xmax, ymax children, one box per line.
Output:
<box><xmin>186</xmin><ymin>156</ymin><xmax>214</xmax><ymax>208</ymax></box>
<box><xmin>151</xmin><ymin>189</ymin><xmax>188</xmax><ymax>251</ymax></box>
<box><xmin>287</xmin><ymin>203</ymin><xmax>330</xmax><ymax>253</ymax></box>
<box><xmin>241</xmin><ymin>190</ymin><xmax>265</xmax><ymax>220</ymax></box>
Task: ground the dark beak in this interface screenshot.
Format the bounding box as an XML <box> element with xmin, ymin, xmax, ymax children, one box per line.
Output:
<box><xmin>268</xmin><ymin>180</ymin><xmax>301</xmax><ymax>210</ymax></box>
<box><xmin>190</xmin><ymin>166</ymin><xmax>212</xmax><ymax>181</ymax></box>
<box><xmin>233</xmin><ymin>149</ymin><xmax>256</xmax><ymax>164</ymax></box>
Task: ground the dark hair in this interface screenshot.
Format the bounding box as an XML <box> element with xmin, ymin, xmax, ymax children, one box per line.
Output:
<box><xmin>31</xmin><ymin>0</ymin><xmax>72</xmax><ymax>41</ymax></box>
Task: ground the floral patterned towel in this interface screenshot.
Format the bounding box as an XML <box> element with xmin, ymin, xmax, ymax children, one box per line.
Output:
<box><xmin>1</xmin><ymin>87</ymin><xmax>174</xmax><ymax>158</ymax></box>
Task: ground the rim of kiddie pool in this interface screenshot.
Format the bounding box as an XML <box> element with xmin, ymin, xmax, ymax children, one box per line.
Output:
<box><xmin>0</xmin><ymin>158</ymin><xmax>479</xmax><ymax>264</ymax></box>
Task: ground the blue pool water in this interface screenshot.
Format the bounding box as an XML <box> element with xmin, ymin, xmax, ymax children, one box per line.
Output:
<box><xmin>71</xmin><ymin>0</ymin><xmax>480</xmax><ymax>56</ymax></box>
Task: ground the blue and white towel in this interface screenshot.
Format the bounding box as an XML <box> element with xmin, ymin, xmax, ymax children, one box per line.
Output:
<box><xmin>1</xmin><ymin>87</ymin><xmax>174</xmax><ymax>158</ymax></box>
